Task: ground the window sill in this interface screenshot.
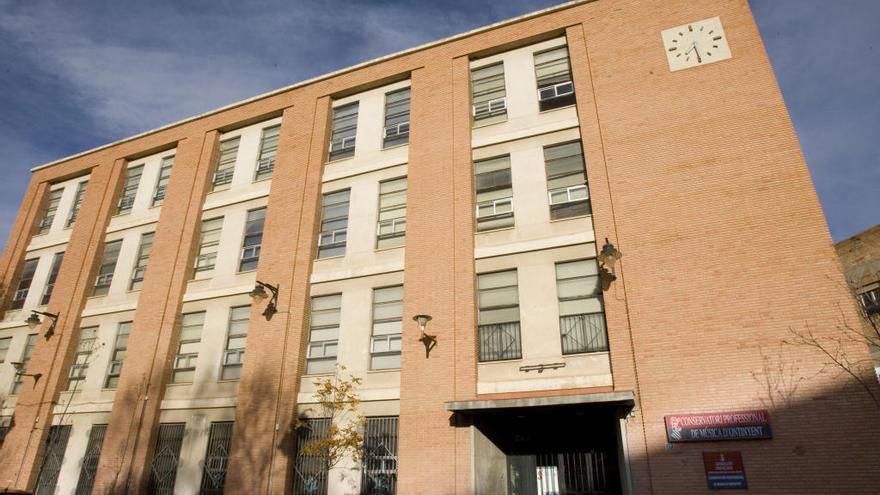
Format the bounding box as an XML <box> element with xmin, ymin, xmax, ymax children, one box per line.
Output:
<box><xmin>475</xmin><ymin>225</ymin><xmax>515</xmax><ymax>235</ymax></box>
<box><xmin>166</xmin><ymin>382</ymin><xmax>193</xmax><ymax>387</ymax></box>
<box><xmin>314</xmin><ymin>254</ymin><xmax>345</xmax><ymax>262</ymax></box>
<box><xmin>302</xmin><ymin>371</ymin><xmax>336</xmax><ymax>378</ymax></box>
<box><xmin>326</xmin><ymin>155</ymin><xmax>355</xmax><ymax>165</ymax></box>
<box><xmin>367</xmin><ymin>368</ymin><xmax>401</xmax><ymax>374</ymax></box>
<box><xmin>477</xmin><ymin>357</ymin><xmax>523</xmax><ymax>365</ymax></box>
<box><xmin>374</xmin><ymin>243</ymin><xmax>405</xmax><ymax>253</ymax></box>
<box><xmin>381</xmin><ymin>142</ymin><xmax>409</xmax><ymax>151</ymax></box>
<box><xmin>252</xmin><ymin>176</ymin><xmax>273</xmax><ymax>184</ymax></box>
<box><xmin>472</xmin><ymin>116</ymin><xmax>508</xmax><ymax>129</ymax></box>
<box><xmin>538</xmin><ymin>103</ymin><xmax>576</xmax><ymax>115</ymax></box>
<box><xmin>548</xmin><ymin>213</ymin><xmax>592</xmax><ymax>223</ymax></box>
<box><xmin>562</xmin><ymin>349</ymin><xmax>610</xmax><ymax>358</ymax></box>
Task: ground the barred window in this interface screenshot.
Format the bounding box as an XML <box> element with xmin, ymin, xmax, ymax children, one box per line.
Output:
<box><xmin>534</xmin><ymin>46</ymin><xmax>576</xmax><ymax>111</ymax></box>
<box><xmin>383</xmin><ymin>88</ymin><xmax>410</xmax><ymax>148</ymax></box>
<box><xmin>307</xmin><ymin>294</ymin><xmax>341</xmax><ymax>374</ymax></box>
<box><xmin>317</xmin><ymin>190</ymin><xmax>350</xmax><ymax>259</ymax></box>
<box><xmin>239</xmin><ymin>208</ymin><xmax>266</xmax><ymax>272</ymax></box>
<box><xmin>545</xmin><ymin>141</ymin><xmax>590</xmax><ymax>220</ymax></box>
<box><xmin>194</xmin><ymin>217</ymin><xmax>223</xmax><ymax>280</ymax></box>
<box><xmin>117</xmin><ymin>165</ymin><xmax>144</xmax><ymax>215</ymax></box>
<box><xmin>221</xmin><ymin>306</ymin><xmax>250</xmax><ymax>380</ymax></box>
<box><xmin>35</xmin><ymin>425</ymin><xmax>72</xmax><ymax>495</ymax></box>
<box><xmin>254</xmin><ymin>125</ymin><xmax>281</xmax><ymax>181</ymax></box>
<box><xmin>361</xmin><ymin>416</ymin><xmax>399</xmax><ymax>494</ymax></box>
<box><xmin>200</xmin><ymin>422</ymin><xmax>234</xmax><ymax>494</ymax></box>
<box><xmin>148</xmin><ymin>423</ymin><xmax>185</xmax><ymax>495</ymax></box>
<box><xmin>293</xmin><ymin>418</ymin><xmax>330</xmax><ymax>495</ymax></box>
<box><xmin>376</xmin><ymin>177</ymin><xmax>407</xmax><ymax>249</ymax></box>
<box><xmin>74</xmin><ymin>424</ymin><xmax>107</xmax><ymax>495</ymax></box>
<box><xmin>68</xmin><ymin>326</ymin><xmax>98</xmax><ymax>391</ymax></box>
<box><xmin>213</xmin><ymin>137</ymin><xmax>240</xmax><ymax>191</ymax></box>
<box><xmin>371</xmin><ymin>286</ymin><xmax>403</xmax><ymax>370</ymax></box>
<box><xmin>66</xmin><ymin>180</ymin><xmax>88</xmax><ymax>228</ymax></box>
<box><xmin>105</xmin><ymin>321</ymin><xmax>131</xmax><ymax>389</ymax></box>
<box><xmin>40</xmin><ymin>252</ymin><xmax>64</xmax><ymax>305</ymax></box>
<box><xmin>556</xmin><ymin>260</ymin><xmax>607</xmax><ymax>354</ymax></box>
<box><xmin>10</xmin><ymin>258</ymin><xmax>39</xmax><ymax>309</ymax></box>
<box><xmin>474</xmin><ymin>155</ymin><xmax>514</xmax><ymax>231</ymax></box>
<box><xmin>477</xmin><ymin>270</ymin><xmax>522</xmax><ymax>362</ymax></box>
<box><xmin>172</xmin><ymin>312</ymin><xmax>205</xmax><ymax>383</ymax></box>
<box><xmin>93</xmin><ymin>239</ymin><xmax>123</xmax><ymax>297</ymax></box>
<box><xmin>151</xmin><ymin>156</ymin><xmax>174</xmax><ymax>207</ymax></box>
<box><xmin>328</xmin><ymin>102</ymin><xmax>358</xmax><ymax>161</ymax></box>
<box><xmin>38</xmin><ymin>188</ymin><xmax>64</xmax><ymax>234</ymax></box>
<box><xmin>471</xmin><ymin>63</ymin><xmax>507</xmax><ymax>124</ymax></box>
<box><xmin>129</xmin><ymin>232</ymin><xmax>155</xmax><ymax>291</ymax></box>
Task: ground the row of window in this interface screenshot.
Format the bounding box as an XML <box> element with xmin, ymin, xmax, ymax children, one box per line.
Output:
<box><xmin>211</xmin><ymin>125</ymin><xmax>280</xmax><ymax>190</ymax></box>
<box><xmin>116</xmin><ymin>155</ymin><xmax>176</xmax><ymax>215</ymax></box>
<box><xmin>36</xmin><ymin>180</ymin><xmax>88</xmax><ymax>236</ymax></box>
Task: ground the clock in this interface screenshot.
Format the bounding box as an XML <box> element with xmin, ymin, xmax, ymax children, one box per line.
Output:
<box><xmin>661</xmin><ymin>17</ymin><xmax>732</xmax><ymax>72</ymax></box>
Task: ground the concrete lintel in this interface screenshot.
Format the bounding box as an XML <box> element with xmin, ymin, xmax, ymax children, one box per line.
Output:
<box><xmin>446</xmin><ymin>391</ymin><xmax>636</xmax><ymax>412</ymax></box>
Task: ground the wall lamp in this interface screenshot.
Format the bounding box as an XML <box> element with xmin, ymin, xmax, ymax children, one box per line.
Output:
<box><xmin>26</xmin><ymin>310</ymin><xmax>59</xmax><ymax>339</ymax></box>
<box><xmin>10</xmin><ymin>361</ymin><xmax>42</xmax><ymax>386</ymax></box>
<box><xmin>597</xmin><ymin>237</ymin><xmax>623</xmax><ymax>286</ymax></box>
<box><xmin>413</xmin><ymin>314</ymin><xmax>436</xmax><ymax>358</ymax></box>
<box><xmin>249</xmin><ymin>281</ymin><xmax>279</xmax><ymax>321</ymax></box>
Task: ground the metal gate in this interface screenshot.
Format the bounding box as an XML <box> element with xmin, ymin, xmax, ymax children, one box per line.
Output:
<box><xmin>292</xmin><ymin>418</ymin><xmax>330</xmax><ymax>495</ymax></box>
<box><xmin>508</xmin><ymin>451</ymin><xmax>614</xmax><ymax>495</ymax></box>
<box><xmin>35</xmin><ymin>425</ymin><xmax>72</xmax><ymax>495</ymax></box>
<box><xmin>75</xmin><ymin>424</ymin><xmax>107</xmax><ymax>495</ymax></box>
<box><xmin>361</xmin><ymin>416</ymin><xmax>398</xmax><ymax>495</ymax></box>
<box><xmin>148</xmin><ymin>423</ymin><xmax>186</xmax><ymax>495</ymax></box>
<box><xmin>200</xmin><ymin>421</ymin><xmax>233</xmax><ymax>494</ymax></box>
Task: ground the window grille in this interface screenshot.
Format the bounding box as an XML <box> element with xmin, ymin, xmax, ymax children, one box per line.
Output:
<box><xmin>117</xmin><ymin>165</ymin><xmax>144</xmax><ymax>215</ymax></box>
<box><xmin>361</xmin><ymin>416</ymin><xmax>399</xmax><ymax>495</ymax></box>
<box><xmin>213</xmin><ymin>137</ymin><xmax>240</xmax><ymax>191</ymax></box>
<box><xmin>471</xmin><ymin>63</ymin><xmax>507</xmax><ymax>123</ymax></box>
<box><xmin>105</xmin><ymin>321</ymin><xmax>132</xmax><ymax>389</ymax></box>
<box><xmin>383</xmin><ymin>88</ymin><xmax>410</xmax><ymax>148</ymax></box>
<box><xmin>66</xmin><ymin>180</ymin><xmax>88</xmax><ymax>228</ymax></box>
<box><xmin>10</xmin><ymin>258</ymin><xmax>39</xmax><ymax>309</ymax></box>
<box><xmin>148</xmin><ymin>423</ymin><xmax>186</xmax><ymax>495</ymax></box>
<box><xmin>193</xmin><ymin>217</ymin><xmax>223</xmax><ymax>279</ymax></box>
<box><xmin>328</xmin><ymin>103</ymin><xmax>358</xmax><ymax>161</ymax></box>
<box><xmin>40</xmin><ymin>252</ymin><xmax>64</xmax><ymax>305</ymax></box>
<box><xmin>199</xmin><ymin>422</ymin><xmax>234</xmax><ymax>494</ymax></box>
<box><xmin>93</xmin><ymin>239</ymin><xmax>123</xmax><ymax>296</ymax></box>
<box><xmin>376</xmin><ymin>177</ymin><xmax>407</xmax><ymax>249</ymax></box>
<box><xmin>477</xmin><ymin>270</ymin><xmax>522</xmax><ymax>361</ymax></box>
<box><xmin>239</xmin><ymin>208</ymin><xmax>266</xmax><ymax>271</ymax></box>
<box><xmin>38</xmin><ymin>189</ymin><xmax>64</xmax><ymax>234</ymax></box>
<box><xmin>317</xmin><ymin>190</ymin><xmax>350</xmax><ymax>258</ymax></box>
<box><xmin>556</xmin><ymin>259</ymin><xmax>608</xmax><ymax>354</ymax></box>
<box><xmin>34</xmin><ymin>425</ymin><xmax>72</xmax><ymax>495</ymax></box>
<box><xmin>544</xmin><ymin>141</ymin><xmax>590</xmax><ymax>220</ymax></box>
<box><xmin>293</xmin><ymin>418</ymin><xmax>330</xmax><ymax>495</ymax></box>
<box><xmin>474</xmin><ymin>155</ymin><xmax>514</xmax><ymax>231</ymax></box>
<box><xmin>67</xmin><ymin>326</ymin><xmax>98</xmax><ymax>391</ymax></box>
<box><xmin>11</xmin><ymin>334</ymin><xmax>37</xmax><ymax>395</ymax></box>
<box><xmin>534</xmin><ymin>46</ymin><xmax>576</xmax><ymax>111</ymax></box>
<box><xmin>129</xmin><ymin>232</ymin><xmax>155</xmax><ymax>291</ymax></box>
<box><xmin>74</xmin><ymin>424</ymin><xmax>107</xmax><ymax>495</ymax></box>
<box><xmin>307</xmin><ymin>295</ymin><xmax>341</xmax><ymax>374</ymax></box>
<box><xmin>221</xmin><ymin>306</ymin><xmax>250</xmax><ymax>380</ymax></box>
<box><xmin>172</xmin><ymin>312</ymin><xmax>205</xmax><ymax>383</ymax></box>
<box><xmin>371</xmin><ymin>286</ymin><xmax>403</xmax><ymax>370</ymax></box>
<box><xmin>254</xmin><ymin>125</ymin><xmax>281</xmax><ymax>181</ymax></box>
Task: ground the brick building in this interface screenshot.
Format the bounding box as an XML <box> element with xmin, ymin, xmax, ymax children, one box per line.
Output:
<box><xmin>835</xmin><ymin>223</ymin><xmax>880</xmax><ymax>377</ymax></box>
<box><xmin>1</xmin><ymin>0</ymin><xmax>878</xmax><ymax>493</ymax></box>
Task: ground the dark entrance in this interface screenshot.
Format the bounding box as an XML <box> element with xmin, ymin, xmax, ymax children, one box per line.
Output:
<box><xmin>470</xmin><ymin>404</ymin><xmax>623</xmax><ymax>495</ymax></box>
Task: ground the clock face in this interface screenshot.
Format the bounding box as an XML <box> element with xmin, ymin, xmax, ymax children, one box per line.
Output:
<box><xmin>661</xmin><ymin>17</ymin><xmax>732</xmax><ymax>72</ymax></box>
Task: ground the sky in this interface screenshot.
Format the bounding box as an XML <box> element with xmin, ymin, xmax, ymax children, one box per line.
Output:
<box><xmin>0</xmin><ymin>0</ymin><xmax>877</xmax><ymax>248</ymax></box>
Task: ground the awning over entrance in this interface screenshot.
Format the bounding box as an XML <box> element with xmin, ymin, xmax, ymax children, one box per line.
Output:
<box><xmin>446</xmin><ymin>391</ymin><xmax>635</xmax><ymax>413</ymax></box>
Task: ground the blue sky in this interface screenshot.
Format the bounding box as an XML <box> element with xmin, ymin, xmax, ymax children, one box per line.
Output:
<box><xmin>0</xmin><ymin>0</ymin><xmax>877</xmax><ymax>247</ymax></box>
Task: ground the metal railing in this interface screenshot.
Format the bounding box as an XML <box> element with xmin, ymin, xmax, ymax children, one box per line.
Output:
<box><xmin>478</xmin><ymin>321</ymin><xmax>522</xmax><ymax>361</ymax></box>
<box><xmin>560</xmin><ymin>313</ymin><xmax>608</xmax><ymax>355</ymax></box>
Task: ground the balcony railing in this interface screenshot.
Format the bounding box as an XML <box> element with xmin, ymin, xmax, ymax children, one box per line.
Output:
<box><xmin>478</xmin><ymin>321</ymin><xmax>522</xmax><ymax>362</ymax></box>
<box><xmin>560</xmin><ymin>313</ymin><xmax>608</xmax><ymax>355</ymax></box>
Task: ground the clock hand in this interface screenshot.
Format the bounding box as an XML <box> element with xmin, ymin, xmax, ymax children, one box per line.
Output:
<box><xmin>693</xmin><ymin>44</ymin><xmax>702</xmax><ymax>63</ymax></box>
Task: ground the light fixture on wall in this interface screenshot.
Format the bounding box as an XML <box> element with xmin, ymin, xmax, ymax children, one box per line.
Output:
<box><xmin>413</xmin><ymin>314</ymin><xmax>436</xmax><ymax>358</ymax></box>
<box><xmin>10</xmin><ymin>361</ymin><xmax>42</xmax><ymax>386</ymax></box>
<box><xmin>26</xmin><ymin>310</ymin><xmax>59</xmax><ymax>339</ymax></box>
<box><xmin>597</xmin><ymin>237</ymin><xmax>622</xmax><ymax>287</ymax></box>
<box><xmin>249</xmin><ymin>281</ymin><xmax>279</xmax><ymax>321</ymax></box>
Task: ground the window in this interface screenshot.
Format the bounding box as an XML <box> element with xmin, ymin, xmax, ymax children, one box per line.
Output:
<box><xmin>0</xmin><ymin>337</ymin><xmax>11</xmax><ymax>363</ymax></box>
<box><xmin>474</xmin><ymin>156</ymin><xmax>514</xmax><ymax>231</ymax></box>
<box><xmin>859</xmin><ymin>286</ymin><xmax>880</xmax><ymax>318</ymax></box>
<box><xmin>361</xmin><ymin>416</ymin><xmax>399</xmax><ymax>494</ymax></box>
<box><xmin>74</xmin><ymin>424</ymin><xmax>107</xmax><ymax>495</ymax></box>
<box><xmin>66</xmin><ymin>180</ymin><xmax>88</xmax><ymax>228</ymax></box>
<box><xmin>117</xmin><ymin>165</ymin><xmax>144</xmax><ymax>215</ymax></box>
<box><xmin>148</xmin><ymin>423</ymin><xmax>185</xmax><ymax>495</ymax></box>
<box><xmin>293</xmin><ymin>418</ymin><xmax>330</xmax><ymax>495</ymax></box>
<box><xmin>213</xmin><ymin>138</ymin><xmax>240</xmax><ymax>191</ymax></box>
<box><xmin>200</xmin><ymin>422</ymin><xmax>234</xmax><ymax>494</ymax></box>
<box><xmin>105</xmin><ymin>322</ymin><xmax>131</xmax><ymax>389</ymax></box>
<box><xmin>35</xmin><ymin>425</ymin><xmax>72</xmax><ymax>495</ymax></box>
<box><xmin>556</xmin><ymin>260</ymin><xmax>607</xmax><ymax>354</ymax></box>
<box><xmin>254</xmin><ymin>125</ymin><xmax>281</xmax><ymax>181</ymax></box>
<box><xmin>545</xmin><ymin>141</ymin><xmax>590</xmax><ymax>219</ymax></box>
<box><xmin>328</xmin><ymin>102</ymin><xmax>358</xmax><ymax>161</ymax></box>
<box><xmin>172</xmin><ymin>312</ymin><xmax>204</xmax><ymax>383</ymax></box>
<box><xmin>38</xmin><ymin>189</ymin><xmax>64</xmax><ymax>234</ymax></box>
<box><xmin>10</xmin><ymin>258</ymin><xmax>39</xmax><ymax>309</ymax></box>
<box><xmin>11</xmin><ymin>334</ymin><xmax>37</xmax><ymax>395</ymax></box>
<box><xmin>534</xmin><ymin>46</ymin><xmax>576</xmax><ymax>111</ymax></box>
<box><xmin>317</xmin><ymin>190</ymin><xmax>350</xmax><ymax>258</ymax></box>
<box><xmin>68</xmin><ymin>326</ymin><xmax>98</xmax><ymax>391</ymax></box>
<box><xmin>239</xmin><ymin>208</ymin><xmax>265</xmax><ymax>272</ymax></box>
<box><xmin>152</xmin><ymin>156</ymin><xmax>174</xmax><ymax>207</ymax></box>
<box><xmin>93</xmin><ymin>239</ymin><xmax>123</xmax><ymax>297</ymax></box>
<box><xmin>383</xmin><ymin>88</ymin><xmax>411</xmax><ymax>148</ymax></box>
<box><xmin>129</xmin><ymin>232</ymin><xmax>155</xmax><ymax>291</ymax></box>
<box><xmin>221</xmin><ymin>306</ymin><xmax>250</xmax><ymax>380</ymax></box>
<box><xmin>477</xmin><ymin>270</ymin><xmax>522</xmax><ymax>362</ymax></box>
<box><xmin>371</xmin><ymin>286</ymin><xmax>403</xmax><ymax>370</ymax></box>
<box><xmin>194</xmin><ymin>218</ymin><xmax>223</xmax><ymax>279</ymax></box>
<box><xmin>40</xmin><ymin>252</ymin><xmax>64</xmax><ymax>305</ymax></box>
<box><xmin>376</xmin><ymin>177</ymin><xmax>407</xmax><ymax>249</ymax></box>
<box><xmin>306</xmin><ymin>294</ymin><xmax>340</xmax><ymax>374</ymax></box>
<box><xmin>471</xmin><ymin>63</ymin><xmax>507</xmax><ymax>123</ymax></box>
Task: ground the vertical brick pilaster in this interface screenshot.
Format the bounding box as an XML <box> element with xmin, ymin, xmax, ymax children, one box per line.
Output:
<box><xmin>225</xmin><ymin>97</ymin><xmax>330</xmax><ymax>494</ymax></box>
<box><xmin>0</xmin><ymin>159</ymin><xmax>122</xmax><ymax>490</ymax></box>
<box><xmin>92</xmin><ymin>132</ymin><xmax>216</xmax><ymax>495</ymax></box>
<box><xmin>398</xmin><ymin>55</ymin><xmax>475</xmax><ymax>494</ymax></box>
